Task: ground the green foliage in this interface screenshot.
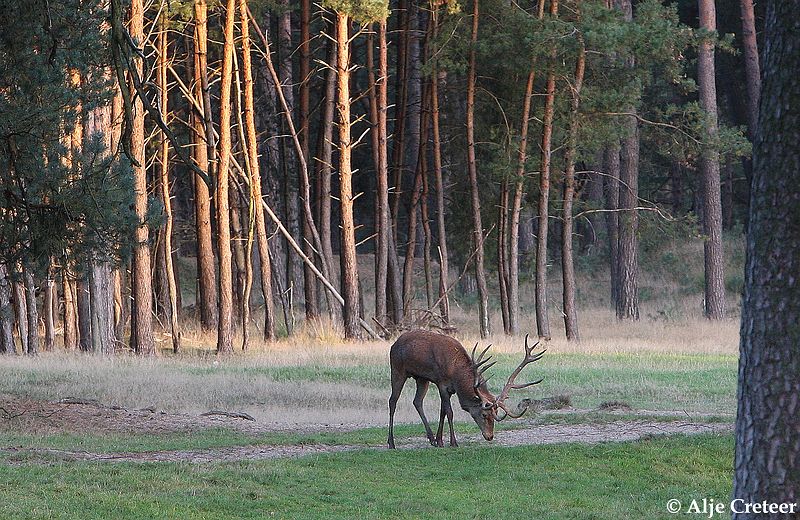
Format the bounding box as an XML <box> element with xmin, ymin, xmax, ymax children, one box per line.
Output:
<box><xmin>0</xmin><ymin>0</ymin><xmax>137</xmax><ymax>272</ymax></box>
<box><xmin>321</xmin><ymin>0</ymin><xmax>389</xmax><ymax>24</ymax></box>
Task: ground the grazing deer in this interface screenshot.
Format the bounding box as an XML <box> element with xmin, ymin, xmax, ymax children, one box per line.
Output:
<box><xmin>387</xmin><ymin>330</ymin><xmax>544</xmax><ymax>449</ymax></box>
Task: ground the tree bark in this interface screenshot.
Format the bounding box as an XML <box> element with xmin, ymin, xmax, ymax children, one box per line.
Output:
<box><xmin>240</xmin><ymin>0</ymin><xmax>276</xmax><ymax>342</ymax></box>
<box><xmin>604</xmin><ymin>146</ymin><xmax>621</xmax><ymax>306</ymax></box>
<box><xmin>158</xmin><ymin>16</ymin><xmax>180</xmax><ymax>353</ymax></box>
<box><xmin>335</xmin><ymin>13</ymin><xmax>360</xmax><ymax>339</ymax></box>
<box><xmin>733</xmin><ymin>1</ymin><xmax>800</xmax><ymax>514</ymax></box>
<box><xmin>561</xmin><ymin>23</ymin><xmax>585</xmax><ymax>342</ymax></box>
<box><xmin>698</xmin><ymin>0</ymin><xmax>726</xmax><ymax>320</ymax></box>
<box><xmin>193</xmin><ymin>0</ymin><xmax>218</xmax><ymax>331</ymax></box>
<box><xmin>739</xmin><ymin>0</ymin><xmax>760</xmax><ymax>140</ymax></box>
<box><xmin>76</xmin><ymin>279</ymin><xmax>90</xmax><ymax>351</ymax></box>
<box><xmin>466</xmin><ymin>0</ymin><xmax>490</xmax><ymax>338</ymax></box>
<box><xmin>0</xmin><ymin>263</ymin><xmax>14</xmax><ymax>354</ymax></box>
<box><xmin>130</xmin><ymin>0</ymin><xmax>155</xmax><ymax>355</ymax></box>
<box><xmin>390</xmin><ymin>0</ymin><xmax>410</xmax><ymax>246</ymax></box>
<box><xmin>43</xmin><ymin>265</ymin><xmax>55</xmax><ymax>352</ymax></box>
<box><xmin>535</xmin><ymin>0</ymin><xmax>559</xmax><ymax>339</ymax></box>
<box><xmin>216</xmin><ymin>0</ymin><xmax>237</xmax><ymax>354</ymax></box>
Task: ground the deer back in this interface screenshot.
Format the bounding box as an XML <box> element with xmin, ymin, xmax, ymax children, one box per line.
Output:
<box><xmin>389</xmin><ymin>330</ymin><xmax>475</xmax><ymax>393</ymax></box>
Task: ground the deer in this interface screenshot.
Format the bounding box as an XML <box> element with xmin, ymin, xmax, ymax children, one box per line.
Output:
<box><xmin>387</xmin><ymin>329</ymin><xmax>545</xmax><ymax>449</ymax></box>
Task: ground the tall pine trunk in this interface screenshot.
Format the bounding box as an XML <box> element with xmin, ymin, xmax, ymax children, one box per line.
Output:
<box><xmin>193</xmin><ymin>0</ymin><xmax>218</xmax><ymax>331</ymax></box>
<box><xmin>0</xmin><ymin>263</ymin><xmax>14</xmax><ymax>354</ymax></box>
<box><xmin>739</xmin><ymin>0</ymin><xmax>760</xmax><ymax>140</ymax></box>
<box><xmin>335</xmin><ymin>13</ymin><xmax>360</xmax><ymax>339</ymax></box>
<box><xmin>466</xmin><ymin>0</ymin><xmax>490</xmax><ymax>338</ymax></box>
<box><xmin>129</xmin><ymin>0</ymin><xmax>155</xmax><ymax>355</ymax></box>
<box><xmin>216</xmin><ymin>0</ymin><xmax>237</xmax><ymax>354</ymax></box>
<box><xmin>698</xmin><ymin>0</ymin><xmax>725</xmax><ymax>319</ymax></box>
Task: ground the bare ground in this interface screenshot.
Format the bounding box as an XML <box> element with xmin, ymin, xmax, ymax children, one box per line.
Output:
<box><xmin>0</xmin><ymin>395</ymin><xmax>732</xmax><ymax>464</ymax></box>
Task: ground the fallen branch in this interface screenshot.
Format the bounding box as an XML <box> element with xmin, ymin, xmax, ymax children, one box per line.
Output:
<box><xmin>200</xmin><ymin>410</ymin><xmax>256</xmax><ymax>421</ymax></box>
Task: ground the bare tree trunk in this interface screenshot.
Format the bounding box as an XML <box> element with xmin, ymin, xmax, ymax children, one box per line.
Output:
<box><xmin>0</xmin><ymin>263</ymin><xmax>14</xmax><ymax>354</ymax></box>
<box><xmin>130</xmin><ymin>0</ymin><xmax>154</xmax><ymax>355</ymax></box>
<box><xmin>13</xmin><ymin>274</ymin><xmax>29</xmax><ymax>354</ymax></box>
<box><xmin>734</xmin><ymin>2</ymin><xmax>800</xmax><ymax>512</ymax></box>
<box><xmin>335</xmin><ymin>13</ymin><xmax>361</xmax><ymax>339</ymax></box>
<box><xmin>390</xmin><ymin>0</ymin><xmax>410</xmax><ymax>245</ymax></box>
<box><xmin>193</xmin><ymin>0</ymin><xmax>218</xmax><ymax>331</ymax></box>
<box><xmin>278</xmin><ymin>0</ymin><xmax>302</xmax><ymax>316</ymax></box>
<box><xmin>604</xmin><ymin>146</ymin><xmax>621</xmax><ymax>306</ymax></box>
<box><xmin>509</xmin><ymin>55</ymin><xmax>537</xmax><ymax>337</ymax></box>
<box><xmin>158</xmin><ymin>16</ymin><xmax>180</xmax><ymax>353</ymax></box>
<box><xmin>240</xmin><ymin>0</ymin><xmax>276</xmax><ymax>342</ymax></box>
<box><xmin>216</xmin><ymin>0</ymin><xmax>237</xmax><ymax>354</ymax></box>
<box><xmin>498</xmin><ymin>181</ymin><xmax>511</xmax><ymax>334</ymax></box>
<box><xmin>614</xmin><ymin>0</ymin><xmax>639</xmax><ymax>321</ymax></box>
<box><xmin>739</xmin><ymin>0</ymin><xmax>760</xmax><ymax>140</ymax></box>
<box><xmin>430</xmin><ymin>8</ymin><xmax>450</xmax><ymax>323</ymax></box>
<box><xmin>535</xmin><ymin>0</ymin><xmax>559</xmax><ymax>339</ymax></box>
<box><xmin>698</xmin><ymin>0</ymin><xmax>726</xmax><ymax>320</ymax></box>
<box><xmin>466</xmin><ymin>0</ymin><xmax>490</xmax><ymax>338</ymax></box>
<box><xmin>561</xmin><ymin>22</ymin><xmax>585</xmax><ymax>342</ymax></box>
<box><xmin>89</xmin><ymin>259</ymin><xmax>114</xmax><ymax>355</ymax></box>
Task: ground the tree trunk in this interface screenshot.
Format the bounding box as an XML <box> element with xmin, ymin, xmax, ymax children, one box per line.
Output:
<box><xmin>89</xmin><ymin>258</ymin><xmax>114</xmax><ymax>355</ymax></box>
<box><xmin>733</xmin><ymin>2</ymin><xmax>800</xmax><ymax>514</ymax></box>
<box><xmin>130</xmin><ymin>0</ymin><xmax>155</xmax><ymax>355</ymax></box>
<box><xmin>698</xmin><ymin>0</ymin><xmax>726</xmax><ymax>320</ymax></box>
<box><xmin>240</xmin><ymin>0</ymin><xmax>276</xmax><ymax>342</ymax></box>
<box><xmin>390</xmin><ymin>0</ymin><xmax>410</xmax><ymax>246</ymax></box>
<box><xmin>739</xmin><ymin>0</ymin><xmax>760</xmax><ymax>140</ymax></box>
<box><xmin>604</xmin><ymin>146</ymin><xmax>621</xmax><ymax>306</ymax></box>
<box><xmin>43</xmin><ymin>265</ymin><xmax>55</xmax><ymax>351</ymax></box>
<box><xmin>561</xmin><ymin>23</ymin><xmax>585</xmax><ymax>342</ymax></box>
<box><xmin>466</xmin><ymin>0</ymin><xmax>490</xmax><ymax>338</ymax></box>
<box><xmin>0</xmin><ymin>263</ymin><xmax>14</xmax><ymax>354</ymax></box>
<box><xmin>614</xmin><ymin>0</ymin><xmax>639</xmax><ymax>321</ymax></box>
<box><xmin>76</xmin><ymin>280</ymin><xmax>90</xmax><ymax>351</ymax></box>
<box><xmin>22</xmin><ymin>267</ymin><xmax>38</xmax><ymax>355</ymax></box>
<box><xmin>430</xmin><ymin>9</ymin><xmax>450</xmax><ymax>324</ymax></box>
<box><xmin>335</xmin><ymin>13</ymin><xmax>360</xmax><ymax>339</ymax></box>
<box><xmin>216</xmin><ymin>0</ymin><xmax>237</xmax><ymax>354</ymax></box>
<box><xmin>193</xmin><ymin>0</ymin><xmax>218</xmax><ymax>331</ymax></box>
<box><xmin>158</xmin><ymin>16</ymin><xmax>180</xmax><ymax>353</ymax></box>
<box><xmin>535</xmin><ymin>0</ymin><xmax>559</xmax><ymax>339</ymax></box>
<box><xmin>498</xmin><ymin>181</ymin><xmax>511</xmax><ymax>334</ymax></box>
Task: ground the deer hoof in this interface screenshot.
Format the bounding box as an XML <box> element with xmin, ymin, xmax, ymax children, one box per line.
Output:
<box><xmin>449</xmin><ymin>441</ymin><xmax>459</xmax><ymax>448</ymax></box>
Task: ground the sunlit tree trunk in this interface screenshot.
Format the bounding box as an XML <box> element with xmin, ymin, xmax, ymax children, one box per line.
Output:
<box><xmin>43</xmin><ymin>264</ymin><xmax>55</xmax><ymax>351</ymax></box>
<box><xmin>239</xmin><ymin>0</ymin><xmax>276</xmax><ymax>342</ymax></box>
<box><xmin>158</xmin><ymin>14</ymin><xmax>180</xmax><ymax>353</ymax></box>
<box><xmin>216</xmin><ymin>0</ymin><xmax>237</xmax><ymax>354</ymax></box>
<box><xmin>733</xmin><ymin>1</ymin><xmax>800</xmax><ymax>514</ymax></box>
<box><xmin>335</xmin><ymin>13</ymin><xmax>360</xmax><ymax>339</ymax></box>
<box><xmin>739</xmin><ymin>0</ymin><xmax>760</xmax><ymax>140</ymax></box>
<box><xmin>0</xmin><ymin>263</ymin><xmax>14</xmax><ymax>354</ymax></box>
<box><xmin>193</xmin><ymin>0</ymin><xmax>218</xmax><ymax>331</ymax></box>
<box><xmin>129</xmin><ymin>0</ymin><xmax>154</xmax><ymax>355</ymax></box>
<box><xmin>698</xmin><ymin>0</ymin><xmax>725</xmax><ymax>320</ymax></box>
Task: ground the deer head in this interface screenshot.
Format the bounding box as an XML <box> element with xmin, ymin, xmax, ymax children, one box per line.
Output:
<box><xmin>467</xmin><ymin>334</ymin><xmax>545</xmax><ymax>436</ymax></box>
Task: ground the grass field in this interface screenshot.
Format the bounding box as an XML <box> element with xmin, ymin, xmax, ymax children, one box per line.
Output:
<box><xmin>0</xmin><ymin>433</ymin><xmax>733</xmax><ymax>519</ymax></box>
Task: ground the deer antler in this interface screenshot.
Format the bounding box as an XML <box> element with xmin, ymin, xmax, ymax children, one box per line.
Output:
<box><xmin>471</xmin><ymin>343</ymin><xmax>495</xmax><ymax>388</ymax></box>
<box><xmin>495</xmin><ymin>334</ymin><xmax>545</xmax><ymax>421</ymax></box>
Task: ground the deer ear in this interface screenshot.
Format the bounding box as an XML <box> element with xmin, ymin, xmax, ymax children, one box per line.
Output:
<box><xmin>481</xmin><ymin>401</ymin><xmax>493</xmax><ymax>410</ymax></box>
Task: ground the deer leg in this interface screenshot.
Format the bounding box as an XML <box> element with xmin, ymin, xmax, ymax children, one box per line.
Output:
<box><xmin>412</xmin><ymin>378</ymin><xmax>436</xmax><ymax>445</ymax></box>
<box><xmin>435</xmin><ymin>386</ymin><xmax>448</xmax><ymax>447</ymax></box>
<box><xmin>387</xmin><ymin>370</ymin><xmax>407</xmax><ymax>449</ymax></box>
<box><xmin>443</xmin><ymin>395</ymin><xmax>458</xmax><ymax>447</ymax></box>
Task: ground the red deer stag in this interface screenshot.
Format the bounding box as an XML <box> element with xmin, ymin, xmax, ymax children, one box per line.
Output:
<box><xmin>388</xmin><ymin>330</ymin><xmax>544</xmax><ymax>448</ymax></box>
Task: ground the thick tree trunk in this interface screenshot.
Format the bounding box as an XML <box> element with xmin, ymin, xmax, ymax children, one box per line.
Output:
<box><xmin>63</xmin><ymin>273</ymin><xmax>78</xmax><ymax>350</ymax></box>
<box><xmin>216</xmin><ymin>0</ymin><xmax>237</xmax><ymax>354</ymax></box>
<box><xmin>193</xmin><ymin>0</ymin><xmax>218</xmax><ymax>331</ymax></box>
<box><xmin>158</xmin><ymin>17</ymin><xmax>180</xmax><ymax>353</ymax></box>
<box><xmin>0</xmin><ymin>264</ymin><xmax>14</xmax><ymax>354</ymax></box>
<box><xmin>466</xmin><ymin>0</ymin><xmax>490</xmax><ymax>338</ymax></box>
<box><xmin>240</xmin><ymin>0</ymin><xmax>276</xmax><ymax>342</ymax></box>
<box><xmin>76</xmin><ymin>280</ymin><xmax>90</xmax><ymax>351</ymax></box>
<box><xmin>130</xmin><ymin>0</ymin><xmax>154</xmax><ymax>355</ymax></box>
<box><xmin>335</xmin><ymin>13</ymin><xmax>360</xmax><ymax>339</ymax></box>
<box><xmin>733</xmin><ymin>2</ymin><xmax>800</xmax><ymax>514</ymax></box>
<box><xmin>698</xmin><ymin>0</ymin><xmax>726</xmax><ymax>320</ymax></box>
<box><xmin>535</xmin><ymin>0</ymin><xmax>559</xmax><ymax>339</ymax></box>
<box><xmin>561</xmin><ymin>26</ymin><xmax>585</xmax><ymax>342</ymax></box>
<box><xmin>89</xmin><ymin>258</ymin><xmax>114</xmax><ymax>355</ymax></box>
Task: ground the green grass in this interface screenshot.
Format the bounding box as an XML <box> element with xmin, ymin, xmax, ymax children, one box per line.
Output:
<box><xmin>0</xmin><ymin>434</ymin><xmax>733</xmax><ymax>519</ymax></box>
